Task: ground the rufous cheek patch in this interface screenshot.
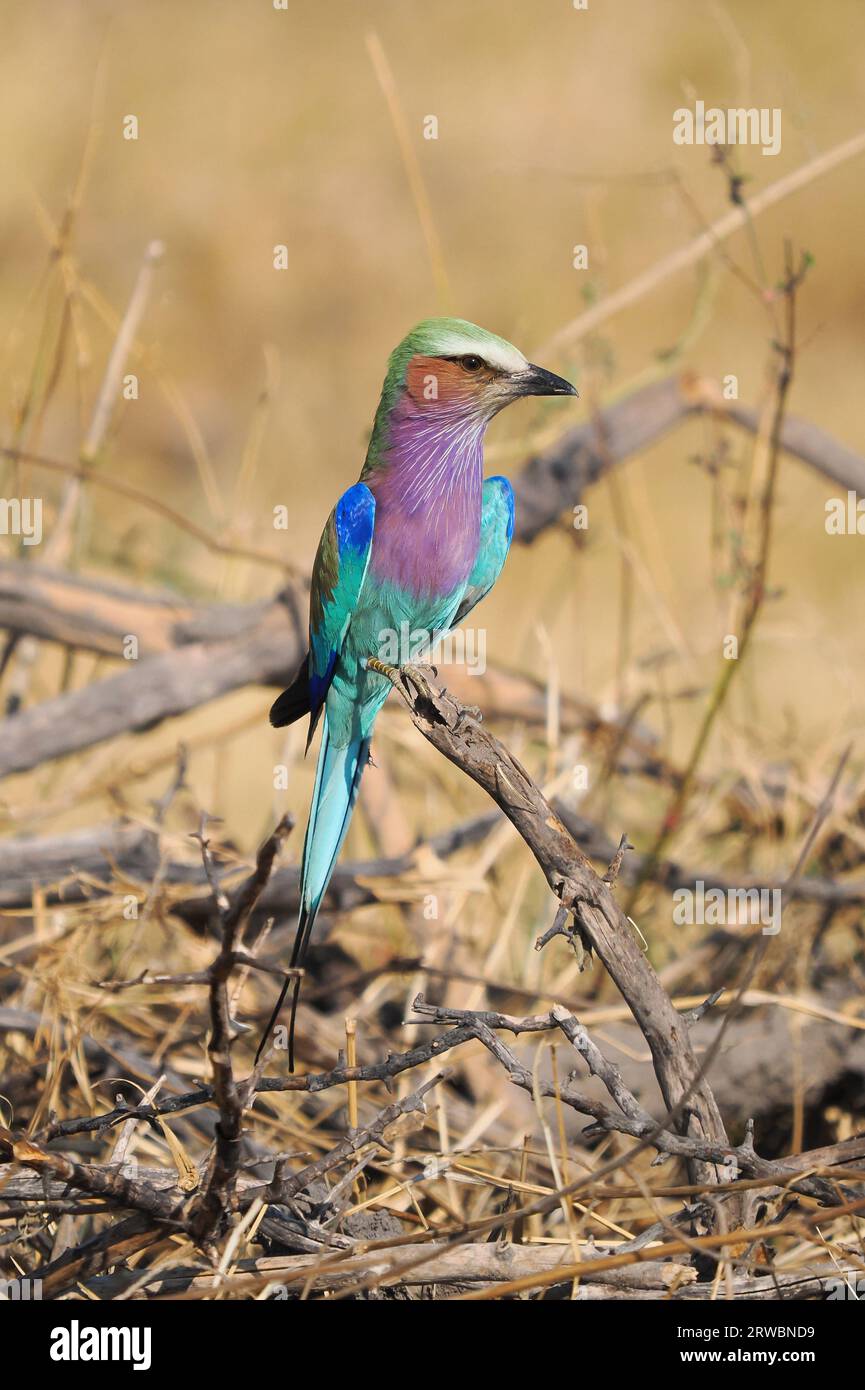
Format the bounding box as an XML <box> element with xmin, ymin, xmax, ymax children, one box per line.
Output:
<box><xmin>405</xmin><ymin>355</ymin><xmax>475</xmax><ymax>407</ymax></box>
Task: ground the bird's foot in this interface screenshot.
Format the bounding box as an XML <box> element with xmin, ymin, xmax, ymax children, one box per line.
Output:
<box><xmin>366</xmin><ymin>656</ymin><xmax>438</xmax><ymax>704</ymax></box>
<box><xmin>397</xmin><ymin>661</ymin><xmax>438</xmax><ymax>702</ymax></box>
<box><xmin>365</xmin><ymin>655</ymin><xmax>398</xmax><ymax>681</ymax></box>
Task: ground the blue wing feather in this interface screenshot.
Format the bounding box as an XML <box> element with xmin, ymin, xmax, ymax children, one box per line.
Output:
<box><xmin>307</xmin><ymin>481</ymin><xmax>375</xmax><ymax>731</ymax></box>
<box><xmin>451</xmin><ymin>476</ymin><xmax>514</xmax><ymax>627</ymax></box>
<box><xmin>270</xmin><ymin>482</ymin><xmax>375</xmax><ymax>738</ymax></box>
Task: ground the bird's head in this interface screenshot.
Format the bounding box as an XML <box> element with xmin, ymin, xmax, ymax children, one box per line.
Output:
<box><xmin>379</xmin><ymin>317</ymin><xmax>577</xmax><ymax>426</ymax></box>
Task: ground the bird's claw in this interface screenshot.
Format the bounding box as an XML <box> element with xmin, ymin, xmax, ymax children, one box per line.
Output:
<box><xmin>365</xmin><ymin>655</ymin><xmax>437</xmax><ymax>705</ymax></box>
<box><xmin>398</xmin><ymin>662</ymin><xmax>437</xmax><ymax>702</ymax></box>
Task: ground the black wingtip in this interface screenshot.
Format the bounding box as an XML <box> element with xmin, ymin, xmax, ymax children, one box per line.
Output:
<box><xmin>269</xmin><ymin>663</ymin><xmax>311</xmax><ymax>728</ymax></box>
<box><xmin>254</xmin><ymin>974</ymin><xmax>303</xmax><ymax>1073</ymax></box>
<box><xmin>287</xmin><ymin>976</ymin><xmax>302</xmax><ymax>1073</ymax></box>
<box><xmin>255</xmin><ymin>975</ymin><xmax>292</xmax><ymax>1067</ymax></box>
<box><xmin>255</xmin><ymin>905</ymin><xmax>315</xmax><ymax>1070</ymax></box>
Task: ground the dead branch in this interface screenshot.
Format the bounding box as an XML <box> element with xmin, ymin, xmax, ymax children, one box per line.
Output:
<box><xmin>97</xmin><ymin>1243</ymin><xmax>698</xmax><ymax>1297</ymax></box>
<box><xmin>512</xmin><ymin>373</ymin><xmax>865</xmax><ymax>541</ymax></box>
<box><xmin>0</xmin><ymin>1129</ymin><xmax>187</xmax><ymax>1227</ymax></box>
<box><xmin>0</xmin><ymin>599</ymin><xmax>302</xmax><ymax>778</ymax></box>
<box><xmin>262</xmin><ymin>1071</ymin><xmax>446</xmax><ymax>1205</ymax></box>
<box><xmin>0</xmin><ymin>557</ymin><xmax>277</xmax><ymax>655</ymax></box>
<box><xmin>405</xmin><ymin>997</ymin><xmax>842</xmax><ymax>1203</ymax></box>
<box><xmin>187</xmin><ymin>815</ymin><xmax>293</xmax><ymax>1243</ymax></box>
<box><xmin>366</xmin><ymin>659</ymin><xmax>731</xmax><ymax>1191</ymax></box>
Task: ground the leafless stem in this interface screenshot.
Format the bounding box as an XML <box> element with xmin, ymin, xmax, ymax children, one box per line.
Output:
<box><xmin>187</xmin><ymin>814</ymin><xmax>293</xmax><ymax>1243</ymax></box>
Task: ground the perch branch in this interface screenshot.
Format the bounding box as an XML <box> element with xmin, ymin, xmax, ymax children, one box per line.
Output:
<box><xmin>364</xmin><ymin>657</ymin><xmax>731</xmax><ymax>1190</ymax></box>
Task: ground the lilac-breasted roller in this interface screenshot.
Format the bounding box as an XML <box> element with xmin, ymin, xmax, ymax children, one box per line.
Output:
<box><xmin>260</xmin><ymin>319</ymin><xmax>576</xmax><ymax>1066</ymax></box>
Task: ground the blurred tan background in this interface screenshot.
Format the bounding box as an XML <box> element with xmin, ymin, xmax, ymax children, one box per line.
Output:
<box><xmin>0</xmin><ymin>0</ymin><xmax>863</xmax><ymax>866</ymax></box>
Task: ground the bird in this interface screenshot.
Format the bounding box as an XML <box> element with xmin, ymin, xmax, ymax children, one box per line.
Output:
<box><xmin>259</xmin><ymin>318</ymin><xmax>577</xmax><ymax>1067</ymax></box>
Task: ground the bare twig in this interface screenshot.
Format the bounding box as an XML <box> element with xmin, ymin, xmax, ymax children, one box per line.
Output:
<box><xmin>535</xmin><ymin>129</ymin><xmax>865</xmax><ymax>358</ymax></box>
<box><xmin>186</xmin><ymin>815</ymin><xmax>293</xmax><ymax>1243</ymax></box>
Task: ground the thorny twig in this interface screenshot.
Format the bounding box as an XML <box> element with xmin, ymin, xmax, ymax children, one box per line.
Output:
<box><xmin>188</xmin><ymin>814</ymin><xmax>293</xmax><ymax>1243</ymax></box>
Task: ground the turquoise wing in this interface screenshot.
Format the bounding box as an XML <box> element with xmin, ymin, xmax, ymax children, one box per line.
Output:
<box><xmin>451</xmin><ymin>475</ymin><xmax>514</xmax><ymax>627</ymax></box>
<box><xmin>269</xmin><ymin>482</ymin><xmax>375</xmax><ymax>741</ymax></box>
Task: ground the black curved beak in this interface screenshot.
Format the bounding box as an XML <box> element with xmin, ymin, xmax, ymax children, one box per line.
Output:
<box><xmin>517</xmin><ymin>363</ymin><xmax>579</xmax><ymax>398</ymax></box>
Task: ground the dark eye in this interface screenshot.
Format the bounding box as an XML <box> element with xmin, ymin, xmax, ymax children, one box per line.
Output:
<box><xmin>458</xmin><ymin>354</ymin><xmax>484</xmax><ymax>372</ymax></box>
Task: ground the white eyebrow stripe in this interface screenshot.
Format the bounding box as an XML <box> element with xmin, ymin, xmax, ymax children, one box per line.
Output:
<box><xmin>434</xmin><ymin>333</ymin><xmax>528</xmax><ymax>375</ymax></box>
